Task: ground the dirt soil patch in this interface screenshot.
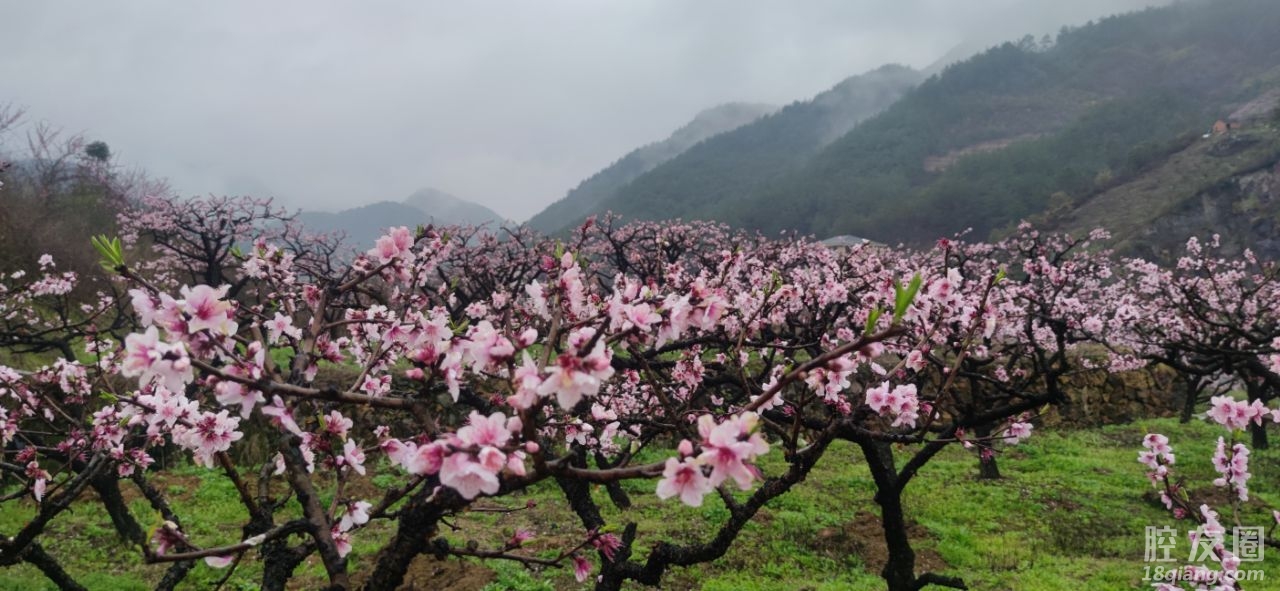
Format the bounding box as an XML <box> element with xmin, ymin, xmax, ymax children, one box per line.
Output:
<box><xmin>350</xmin><ymin>554</ymin><xmax>495</xmax><ymax>591</ymax></box>
<box><xmin>812</xmin><ymin>510</ymin><xmax>948</xmax><ymax>575</ymax></box>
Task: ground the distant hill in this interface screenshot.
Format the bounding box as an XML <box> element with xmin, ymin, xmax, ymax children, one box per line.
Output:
<box><xmin>297</xmin><ymin>188</ymin><xmax>504</xmax><ymax>248</ymax></box>
<box><xmin>535</xmin><ymin>63</ymin><xmax>922</xmax><ymax>234</ymax></box>
<box><xmin>296</xmin><ymin>201</ymin><xmax>431</xmax><ymax>249</ymax></box>
<box><xmin>525</xmin><ymin>102</ymin><xmax>775</xmax><ymax>234</ymax></box>
<box><xmin>403</xmin><ymin>187</ymin><xmax>504</xmax><ymax>227</ymax></box>
<box><xmin>552</xmin><ymin>0</ymin><xmax>1280</xmax><ymax>246</ymax></box>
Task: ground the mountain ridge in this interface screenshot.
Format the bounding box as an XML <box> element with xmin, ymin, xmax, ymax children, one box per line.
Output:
<box><xmin>525</xmin><ymin>102</ymin><xmax>775</xmax><ymax>234</ymax></box>
<box><xmin>546</xmin><ymin>0</ymin><xmax>1280</xmax><ymax>249</ymax></box>
<box><xmin>297</xmin><ymin>187</ymin><xmax>504</xmax><ymax>248</ymax></box>
<box><xmin>530</xmin><ymin>63</ymin><xmax>923</xmax><ymax>235</ymax></box>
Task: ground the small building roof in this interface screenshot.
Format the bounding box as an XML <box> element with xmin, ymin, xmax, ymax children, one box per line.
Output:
<box><xmin>819</xmin><ymin>234</ymin><xmax>873</xmax><ymax>248</ymax></box>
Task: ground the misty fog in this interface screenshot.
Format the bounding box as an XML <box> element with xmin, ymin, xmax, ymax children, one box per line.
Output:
<box><xmin>0</xmin><ymin>1</ymin><xmax>1170</xmax><ymax>221</ymax></box>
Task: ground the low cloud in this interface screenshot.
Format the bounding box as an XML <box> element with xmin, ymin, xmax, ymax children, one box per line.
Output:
<box><xmin>0</xmin><ymin>0</ymin><xmax>1170</xmax><ymax>220</ymax></box>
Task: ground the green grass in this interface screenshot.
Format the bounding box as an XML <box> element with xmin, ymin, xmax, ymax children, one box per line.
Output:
<box><xmin>2</xmin><ymin>418</ymin><xmax>1280</xmax><ymax>590</ymax></box>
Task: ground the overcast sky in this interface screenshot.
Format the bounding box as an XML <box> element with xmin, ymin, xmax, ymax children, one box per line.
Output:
<box><xmin>0</xmin><ymin>1</ymin><xmax>1171</xmax><ymax>221</ymax></box>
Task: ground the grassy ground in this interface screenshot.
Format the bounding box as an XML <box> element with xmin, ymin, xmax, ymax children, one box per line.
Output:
<box><xmin>2</xmin><ymin>417</ymin><xmax>1279</xmax><ymax>590</ymax></box>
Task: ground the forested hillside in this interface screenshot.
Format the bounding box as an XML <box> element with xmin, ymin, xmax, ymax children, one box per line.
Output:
<box><xmin>1051</xmin><ymin>121</ymin><xmax>1280</xmax><ymax>260</ymax></box>
<box><xmin>526</xmin><ymin>102</ymin><xmax>774</xmax><ymax>234</ymax></box>
<box><xmin>553</xmin><ymin>0</ymin><xmax>1280</xmax><ymax>246</ymax></box>
<box><xmin>531</xmin><ymin>64</ymin><xmax>921</xmax><ymax>234</ymax></box>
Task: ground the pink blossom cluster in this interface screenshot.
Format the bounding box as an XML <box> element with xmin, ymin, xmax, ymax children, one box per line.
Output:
<box><xmin>804</xmin><ymin>355</ymin><xmax>856</xmax><ymax>410</ymax></box>
<box><xmin>656</xmin><ymin>412</ymin><xmax>769</xmax><ymax>506</ymax></box>
<box><xmin>1138</xmin><ymin>433</ymin><xmax>1175</xmax><ymax>484</ymax></box>
<box><xmin>384</xmin><ymin>411</ymin><xmax>528</xmax><ymax>499</ymax></box>
<box><xmin>864</xmin><ymin>382</ymin><xmax>921</xmax><ymax>428</ymax></box>
<box><xmin>1206</xmin><ymin>395</ymin><xmax>1277</xmax><ymax>431</ymax></box>
<box><xmin>121</xmin><ymin>327</ymin><xmax>193</xmax><ymax>392</ymax></box>
<box><xmin>1002</xmin><ymin>421</ymin><xmax>1033</xmax><ymax>444</ymax></box>
<box><xmin>1210</xmin><ymin>437</ymin><xmax>1251</xmax><ymax>501</ymax></box>
<box><xmin>13</xmin><ymin>193</ymin><xmax>1265</xmax><ymax>591</ymax></box>
<box><xmin>367</xmin><ymin>226</ymin><xmax>416</xmax><ymax>264</ymax></box>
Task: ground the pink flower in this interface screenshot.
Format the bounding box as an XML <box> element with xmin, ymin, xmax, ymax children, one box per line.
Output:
<box><xmin>889</xmin><ymin>386</ymin><xmax>920</xmax><ymax>428</ymax></box>
<box><xmin>122</xmin><ymin>327</ymin><xmax>194</xmax><ymax>392</ymax></box>
<box><xmin>572</xmin><ymin>553</ymin><xmax>592</xmax><ymax>583</ymax></box>
<box><xmin>611</xmin><ymin>298</ymin><xmax>662</xmax><ymax>334</ymax></box>
<box><xmin>439</xmin><ymin>453</ymin><xmax>500</xmax><ymax>499</ymax></box>
<box><xmin>152</xmin><ymin>521</ymin><xmax>186</xmax><ymax>555</ymax></box>
<box><xmin>370</xmin><ymin>237</ymin><xmax>398</xmax><ymax>263</ymax></box>
<box><xmin>331</xmin><ymin>527</ymin><xmax>352</xmax><ymax>558</ymax></box>
<box><xmin>696</xmin><ymin>413</ymin><xmax>768</xmax><ymax>489</ymax></box>
<box><xmin>26</xmin><ymin>461</ymin><xmax>49</xmax><ymax>502</ymax></box>
<box><xmin>265</xmin><ymin>312</ymin><xmax>301</xmax><ymax>344</ymax></box>
<box><xmin>213</xmin><ymin>354</ymin><xmax>265</xmax><ymax>419</ymax></box>
<box><xmin>592</xmin><ymin>533</ymin><xmax>622</xmax><ymax>561</ymax></box>
<box><xmin>1207</xmin><ymin>395</ymin><xmax>1268</xmax><ymax>430</ymax></box>
<box><xmin>457</xmin><ymin>411</ymin><xmax>515</xmax><ymax>449</ymax></box>
<box><xmin>506</xmin><ymin>450</ymin><xmax>527</xmax><ymax>477</ymax></box>
<box><xmin>478</xmin><ymin>446</ymin><xmax>506</xmax><ymax>473</ymax></box>
<box><xmin>440</xmin><ymin>351</ymin><xmax>464</xmax><ymax>401</ymax></box>
<box><xmin>1198</xmin><ymin>504</ymin><xmax>1225</xmax><ymax>542</ymax></box>
<box><xmin>509</xmin><ymin>529</ymin><xmax>533</xmax><ymax>547</ymax></box>
<box><xmin>325</xmin><ymin>410</ymin><xmax>354</xmax><ymax>439</ymax></box>
<box><xmin>405</xmin><ymin>441</ymin><xmax>447</xmax><ymax>476</ymax></box>
<box><xmin>368</xmin><ymin>226</ymin><xmax>415</xmax><ymax>263</ymax></box>
<box><xmin>204</xmin><ymin>555</ymin><xmax>234</xmax><ymax>568</ymax></box>
<box><xmin>340</xmin><ymin>440</ymin><xmax>367</xmax><ymax>476</ymax></box>
<box><xmin>465</xmin><ymin>321</ymin><xmax>515</xmax><ymax>371</ymax></box>
<box><xmin>338</xmin><ymin>500</ymin><xmax>372</xmax><ymax>532</ymax></box>
<box><xmin>213</xmin><ymin>381</ymin><xmax>264</xmax><ymax>420</ymax></box>
<box><xmin>175</xmin><ymin>410</ymin><xmax>243</xmax><ymax>468</ymax></box>
<box><xmin>678</xmin><ymin>439</ymin><xmax>694</xmax><ymax>457</ymax></box>
<box><xmin>261</xmin><ymin>396</ymin><xmax>303</xmax><ymax>436</ymax></box>
<box><xmin>507</xmin><ymin>353</ymin><xmax>543</xmax><ymax>410</ymax></box>
<box><xmin>1142</xmin><ymin>433</ymin><xmax>1171</xmax><ymax>454</ymax></box>
<box><xmin>525</xmin><ymin>280</ymin><xmax>549</xmax><ymax>319</ymax></box>
<box><xmin>137</xmin><ymin>386</ymin><xmax>197</xmax><ymax>429</ymax></box>
<box><xmin>180</xmin><ymin>284</ymin><xmax>237</xmax><ymax>336</ymax></box>
<box><xmin>515</xmin><ymin>327</ymin><xmax>538</xmax><ymax>348</ymax></box>
<box><xmin>1210</xmin><ymin>437</ymin><xmax>1251</xmax><ymax>501</ymax></box>
<box><xmin>865</xmin><ymin>382</ymin><xmax>891</xmax><ymax>413</ymax></box>
<box><xmin>537</xmin><ymin>339</ymin><xmax>614</xmax><ymax>410</ymax></box>
<box><xmin>1004</xmin><ymin>422</ymin><xmax>1033</xmax><ymax>444</ymax></box>
<box><xmin>865</xmin><ymin>382</ymin><xmax>920</xmax><ymax>428</ymax></box>
<box><xmin>129</xmin><ymin>288</ymin><xmax>158</xmax><ymax>327</ymax></box>
<box><xmin>389</xmin><ymin>226</ymin><xmax>415</xmax><ymax>252</ymax></box>
<box><xmin>656</xmin><ymin>457</ymin><xmax>712</xmax><ymax>506</ymax></box>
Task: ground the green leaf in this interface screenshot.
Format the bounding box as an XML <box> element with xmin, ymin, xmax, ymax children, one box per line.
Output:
<box><xmin>451</xmin><ymin>317</ymin><xmax>470</xmax><ymax>333</ymax></box>
<box><xmin>90</xmin><ymin>235</ymin><xmax>110</xmax><ymax>259</ymax></box>
<box><xmin>892</xmin><ymin>273</ymin><xmax>922</xmax><ymax>324</ymax></box>
<box><xmin>864</xmin><ymin>306</ymin><xmax>884</xmax><ymax>336</ymax></box>
<box><xmin>91</xmin><ymin>235</ymin><xmax>124</xmax><ymax>271</ymax></box>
